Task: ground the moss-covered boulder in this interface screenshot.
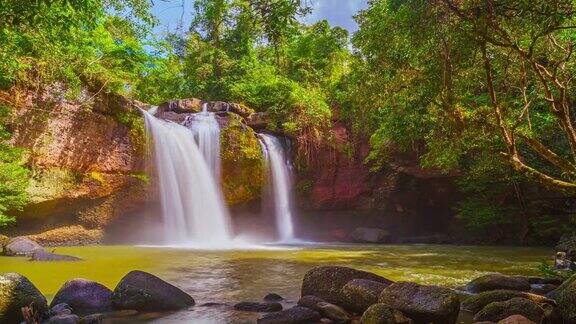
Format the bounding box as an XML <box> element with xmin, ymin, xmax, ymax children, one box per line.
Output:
<box><xmin>221</xmin><ymin>113</ymin><xmax>264</xmax><ymax>205</ymax></box>
<box><xmin>0</xmin><ymin>273</ymin><xmax>48</xmax><ymax>323</ymax></box>
<box><xmin>378</xmin><ymin>281</ymin><xmax>460</xmax><ymax>324</ymax></box>
<box><xmin>112</xmin><ymin>270</ymin><xmax>195</xmax><ymax>311</ymax></box>
<box><xmin>360</xmin><ymin>303</ymin><xmax>411</xmax><ymax>324</ymax></box>
<box><xmin>462</xmin><ymin>290</ymin><xmax>556</xmax><ymax>314</ymax></box>
<box><xmin>301</xmin><ymin>266</ymin><xmax>393</xmax><ymax>306</ymax></box>
<box><xmin>473</xmin><ymin>297</ymin><xmax>544</xmax><ymax>323</ymax></box>
<box><xmin>466</xmin><ymin>274</ymin><xmax>531</xmax><ymax>293</ymax></box>
<box><xmin>340</xmin><ymin>278</ymin><xmax>390</xmax><ymax>314</ymax></box>
<box><xmin>551</xmin><ymin>273</ymin><xmax>576</xmax><ymax>322</ymax></box>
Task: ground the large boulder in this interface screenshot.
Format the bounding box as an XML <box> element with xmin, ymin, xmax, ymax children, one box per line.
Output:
<box><xmin>497</xmin><ymin>314</ymin><xmax>537</xmax><ymax>324</ymax></box>
<box><xmin>473</xmin><ymin>297</ymin><xmax>545</xmax><ymax>323</ymax></box>
<box><xmin>0</xmin><ymin>273</ymin><xmax>48</xmax><ymax>323</ymax></box>
<box><xmin>301</xmin><ymin>266</ymin><xmax>393</xmax><ymax>306</ymax></box>
<box><xmin>466</xmin><ymin>274</ymin><xmax>531</xmax><ymax>293</ymax></box>
<box><xmin>378</xmin><ymin>281</ymin><xmax>460</xmax><ymax>324</ymax></box>
<box><xmin>350</xmin><ymin>228</ymin><xmax>389</xmax><ymax>243</ymax></box>
<box><xmin>361</xmin><ymin>303</ymin><xmax>411</xmax><ymax>324</ymax></box>
<box><xmin>112</xmin><ymin>270</ymin><xmax>195</xmax><ymax>311</ymax></box>
<box><xmin>257</xmin><ymin>306</ymin><xmax>321</xmax><ymax>324</ymax></box>
<box><xmin>340</xmin><ymin>279</ymin><xmax>390</xmax><ymax>313</ymax></box>
<box><xmin>462</xmin><ymin>289</ymin><xmax>556</xmax><ymax>314</ymax></box>
<box><xmin>4</xmin><ymin>236</ymin><xmax>43</xmax><ymax>256</ymax></box>
<box><xmin>50</xmin><ymin>279</ymin><xmax>113</xmax><ymax>314</ymax></box>
<box><xmin>551</xmin><ymin>273</ymin><xmax>576</xmax><ymax>322</ymax></box>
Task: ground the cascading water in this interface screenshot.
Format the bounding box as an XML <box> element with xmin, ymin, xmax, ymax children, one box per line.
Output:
<box><xmin>142</xmin><ymin>108</ymin><xmax>233</xmax><ymax>247</ymax></box>
<box><xmin>258</xmin><ymin>134</ymin><xmax>296</xmax><ymax>242</ymax></box>
<box><xmin>184</xmin><ymin>103</ymin><xmax>221</xmax><ymax>179</ymax></box>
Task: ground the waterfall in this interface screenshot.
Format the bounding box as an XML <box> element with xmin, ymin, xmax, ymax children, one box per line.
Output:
<box><xmin>142</xmin><ymin>109</ymin><xmax>233</xmax><ymax>246</ymax></box>
<box><xmin>184</xmin><ymin>103</ymin><xmax>221</xmax><ymax>179</ymax></box>
<box><xmin>258</xmin><ymin>134</ymin><xmax>296</xmax><ymax>241</ymax></box>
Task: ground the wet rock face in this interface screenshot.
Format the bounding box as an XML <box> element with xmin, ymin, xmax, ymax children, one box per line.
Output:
<box><xmin>378</xmin><ymin>281</ymin><xmax>460</xmax><ymax>324</ymax></box>
<box><xmin>112</xmin><ymin>270</ymin><xmax>195</xmax><ymax>311</ymax></box>
<box><xmin>473</xmin><ymin>297</ymin><xmax>545</xmax><ymax>323</ymax></box>
<box><xmin>50</xmin><ymin>279</ymin><xmax>113</xmax><ymax>314</ymax></box>
<box><xmin>257</xmin><ymin>306</ymin><xmax>321</xmax><ymax>324</ymax></box>
<box><xmin>301</xmin><ymin>266</ymin><xmax>393</xmax><ymax>307</ymax></box>
<box><xmin>349</xmin><ymin>228</ymin><xmax>389</xmax><ymax>243</ymax></box>
<box><xmin>0</xmin><ymin>273</ymin><xmax>48</xmax><ymax>323</ymax></box>
<box><xmin>466</xmin><ymin>274</ymin><xmax>531</xmax><ymax>293</ymax></box>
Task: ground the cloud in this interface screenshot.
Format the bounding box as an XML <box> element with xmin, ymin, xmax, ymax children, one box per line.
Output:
<box><xmin>303</xmin><ymin>0</ymin><xmax>369</xmax><ymax>33</ymax></box>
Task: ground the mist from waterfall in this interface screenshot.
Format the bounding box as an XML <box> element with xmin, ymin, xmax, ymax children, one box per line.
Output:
<box><xmin>184</xmin><ymin>103</ymin><xmax>221</xmax><ymax>179</ymax></box>
<box><xmin>142</xmin><ymin>109</ymin><xmax>233</xmax><ymax>247</ymax></box>
<box><xmin>258</xmin><ymin>134</ymin><xmax>296</xmax><ymax>242</ymax></box>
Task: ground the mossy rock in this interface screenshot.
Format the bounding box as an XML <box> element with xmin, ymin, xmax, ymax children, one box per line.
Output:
<box><xmin>466</xmin><ymin>274</ymin><xmax>531</xmax><ymax>293</ymax></box>
<box><xmin>0</xmin><ymin>273</ymin><xmax>48</xmax><ymax>323</ymax></box>
<box><xmin>361</xmin><ymin>303</ymin><xmax>411</xmax><ymax>324</ymax></box>
<box><xmin>378</xmin><ymin>281</ymin><xmax>460</xmax><ymax>324</ymax></box>
<box><xmin>551</xmin><ymin>273</ymin><xmax>576</xmax><ymax>322</ymax></box>
<box><xmin>340</xmin><ymin>278</ymin><xmax>390</xmax><ymax>314</ymax></box>
<box><xmin>473</xmin><ymin>297</ymin><xmax>544</xmax><ymax>323</ymax></box>
<box><xmin>462</xmin><ymin>290</ymin><xmax>556</xmax><ymax>314</ymax></box>
<box><xmin>221</xmin><ymin>114</ymin><xmax>264</xmax><ymax>205</ymax></box>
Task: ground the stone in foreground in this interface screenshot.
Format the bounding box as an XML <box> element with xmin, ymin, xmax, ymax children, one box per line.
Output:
<box><xmin>341</xmin><ymin>278</ymin><xmax>390</xmax><ymax>313</ymax></box>
<box><xmin>466</xmin><ymin>274</ymin><xmax>531</xmax><ymax>293</ymax></box>
<box><xmin>263</xmin><ymin>293</ymin><xmax>283</xmax><ymax>302</ymax></box>
<box><xmin>297</xmin><ymin>295</ymin><xmax>325</xmax><ymax>309</ymax></box>
<box><xmin>46</xmin><ymin>314</ymin><xmax>80</xmax><ymax>323</ymax></box>
<box><xmin>301</xmin><ymin>266</ymin><xmax>392</xmax><ymax>306</ymax></box>
<box><xmin>378</xmin><ymin>281</ymin><xmax>460</xmax><ymax>324</ymax></box>
<box><xmin>497</xmin><ymin>314</ymin><xmax>537</xmax><ymax>324</ymax></box>
<box><xmin>112</xmin><ymin>270</ymin><xmax>195</xmax><ymax>311</ymax></box>
<box><xmin>234</xmin><ymin>302</ymin><xmax>283</xmax><ymax>312</ymax></box>
<box><xmin>462</xmin><ymin>289</ymin><xmax>556</xmax><ymax>314</ymax></box>
<box><xmin>51</xmin><ymin>279</ymin><xmax>113</xmax><ymax>314</ymax></box>
<box><xmin>314</xmin><ymin>301</ymin><xmax>350</xmax><ymax>323</ymax></box>
<box><xmin>361</xmin><ymin>303</ymin><xmax>411</xmax><ymax>324</ymax></box>
<box><xmin>257</xmin><ymin>306</ymin><xmax>321</xmax><ymax>324</ymax></box>
<box><xmin>0</xmin><ymin>272</ymin><xmax>48</xmax><ymax>323</ymax></box>
<box><xmin>473</xmin><ymin>297</ymin><xmax>544</xmax><ymax>323</ymax></box>
<box><xmin>3</xmin><ymin>236</ymin><xmax>43</xmax><ymax>256</ymax></box>
<box><xmin>551</xmin><ymin>273</ymin><xmax>576</xmax><ymax>322</ymax></box>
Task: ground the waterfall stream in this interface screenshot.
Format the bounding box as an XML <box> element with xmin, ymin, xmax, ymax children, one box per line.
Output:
<box><xmin>258</xmin><ymin>134</ymin><xmax>296</xmax><ymax>241</ymax></box>
<box><xmin>142</xmin><ymin>108</ymin><xmax>233</xmax><ymax>247</ymax></box>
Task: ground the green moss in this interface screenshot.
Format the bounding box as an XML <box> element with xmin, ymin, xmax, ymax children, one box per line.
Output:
<box><xmin>115</xmin><ymin>110</ymin><xmax>146</xmax><ymax>156</ymax></box>
<box><xmin>220</xmin><ymin>115</ymin><xmax>264</xmax><ymax>205</ymax></box>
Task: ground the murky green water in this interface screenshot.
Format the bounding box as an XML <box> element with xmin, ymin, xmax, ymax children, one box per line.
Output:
<box><xmin>0</xmin><ymin>243</ymin><xmax>553</xmax><ymax>323</ymax></box>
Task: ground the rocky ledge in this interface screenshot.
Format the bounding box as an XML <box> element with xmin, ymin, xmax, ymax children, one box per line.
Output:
<box><xmin>2</xmin><ymin>263</ymin><xmax>574</xmax><ymax>324</ymax></box>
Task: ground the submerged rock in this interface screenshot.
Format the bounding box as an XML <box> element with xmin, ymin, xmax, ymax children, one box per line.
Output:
<box><xmin>462</xmin><ymin>289</ymin><xmax>556</xmax><ymax>314</ymax></box>
<box><xmin>0</xmin><ymin>273</ymin><xmax>48</xmax><ymax>323</ymax></box>
<box><xmin>3</xmin><ymin>236</ymin><xmax>43</xmax><ymax>256</ymax></box>
<box><xmin>466</xmin><ymin>274</ymin><xmax>531</xmax><ymax>293</ymax></box>
<box><xmin>51</xmin><ymin>279</ymin><xmax>113</xmax><ymax>314</ymax></box>
<box><xmin>314</xmin><ymin>301</ymin><xmax>350</xmax><ymax>323</ymax></box>
<box><xmin>341</xmin><ymin>278</ymin><xmax>390</xmax><ymax>313</ymax></box>
<box><xmin>473</xmin><ymin>297</ymin><xmax>544</xmax><ymax>323</ymax></box>
<box><xmin>378</xmin><ymin>281</ymin><xmax>460</xmax><ymax>324</ymax></box>
<box><xmin>30</xmin><ymin>250</ymin><xmax>82</xmax><ymax>262</ymax></box>
<box><xmin>361</xmin><ymin>303</ymin><xmax>411</xmax><ymax>324</ymax></box>
<box><xmin>257</xmin><ymin>306</ymin><xmax>321</xmax><ymax>324</ymax></box>
<box><xmin>112</xmin><ymin>270</ymin><xmax>195</xmax><ymax>311</ymax></box>
<box><xmin>350</xmin><ymin>227</ymin><xmax>389</xmax><ymax>243</ymax></box>
<box><xmin>298</xmin><ymin>295</ymin><xmax>325</xmax><ymax>309</ymax></box>
<box><xmin>263</xmin><ymin>293</ymin><xmax>284</xmax><ymax>302</ymax></box>
<box><xmin>234</xmin><ymin>302</ymin><xmax>283</xmax><ymax>312</ymax></box>
<box><xmin>301</xmin><ymin>266</ymin><xmax>393</xmax><ymax>306</ymax></box>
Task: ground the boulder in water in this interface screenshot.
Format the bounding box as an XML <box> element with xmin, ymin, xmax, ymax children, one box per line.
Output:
<box><xmin>466</xmin><ymin>274</ymin><xmax>531</xmax><ymax>293</ymax></box>
<box><xmin>473</xmin><ymin>297</ymin><xmax>545</xmax><ymax>323</ymax></box>
<box><xmin>350</xmin><ymin>228</ymin><xmax>389</xmax><ymax>243</ymax></box>
<box><xmin>263</xmin><ymin>293</ymin><xmax>283</xmax><ymax>302</ymax></box>
<box><xmin>30</xmin><ymin>250</ymin><xmax>82</xmax><ymax>262</ymax></box>
<box><xmin>314</xmin><ymin>301</ymin><xmax>350</xmax><ymax>323</ymax></box>
<box><xmin>234</xmin><ymin>302</ymin><xmax>283</xmax><ymax>312</ymax></box>
<box><xmin>462</xmin><ymin>289</ymin><xmax>556</xmax><ymax>314</ymax></box>
<box><xmin>297</xmin><ymin>295</ymin><xmax>325</xmax><ymax>309</ymax></box>
<box><xmin>301</xmin><ymin>266</ymin><xmax>393</xmax><ymax>306</ymax></box>
<box><xmin>4</xmin><ymin>236</ymin><xmax>43</xmax><ymax>256</ymax></box>
<box><xmin>378</xmin><ymin>281</ymin><xmax>460</xmax><ymax>324</ymax></box>
<box><xmin>0</xmin><ymin>273</ymin><xmax>48</xmax><ymax>323</ymax></box>
<box><xmin>51</xmin><ymin>279</ymin><xmax>113</xmax><ymax>314</ymax></box>
<box><xmin>360</xmin><ymin>303</ymin><xmax>411</xmax><ymax>324</ymax></box>
<box><xmin>112</xmin><ymin>270</ymin><xmax>195</xmax><ymax>311</ymax></box>
<box><xmin>340</xmin><ymin>278</ymin><xmax>390</xmax><ymax>313</ymax></box>
<box><xmin>257</xmin><ymin>306</ymin><xmax>321</xmax><ymax>324</ymax></box>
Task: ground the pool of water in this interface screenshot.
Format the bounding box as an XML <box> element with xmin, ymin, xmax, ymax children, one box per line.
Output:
<box><xmin>0</xmin><ymin>243</ymin><xmax>553</xmax><ymax>323</ymax></box>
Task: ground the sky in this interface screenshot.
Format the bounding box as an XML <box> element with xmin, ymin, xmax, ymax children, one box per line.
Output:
<box><xmin>151</xmin><ymin>0</ymin><xmax>369</xmax><ymax>35</ymax></box>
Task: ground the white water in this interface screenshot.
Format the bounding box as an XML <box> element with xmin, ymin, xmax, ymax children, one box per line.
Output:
<box><xmin>258</xmin><ymin>134</ymin><xmax>296</xmax><ymax>241</ymax></box>
<box><xmin>142</xmin><ymin>109</ymin><xmax>233</xmax><ymax>247</ymax></box>
<box><xmin>184</xmin><ymin>103</ymin><xmax>221</xmax><ymax>180</ymax></box>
